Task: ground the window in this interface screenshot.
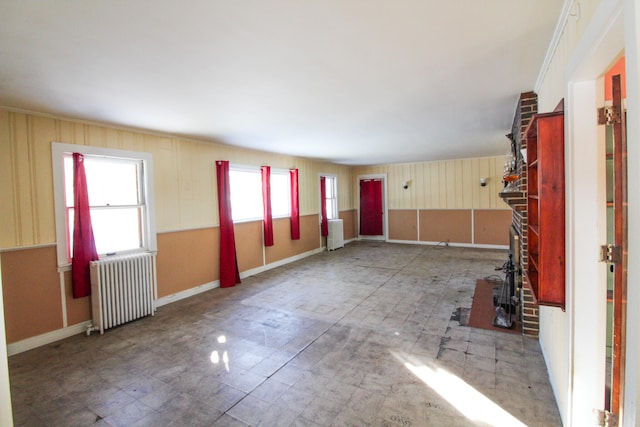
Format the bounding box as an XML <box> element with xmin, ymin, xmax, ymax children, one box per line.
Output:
<box><xmin>52</xmin><ymin>143</ymin><xmax>157</xmax><ymax>266</ymax></box>
<box><xmin>229</xmin><ymin>167</ymin><xmax>290</xmax><ymax>222</ymax></box>
<box><xmin>323</xmin><ymin>175</ymin><xmax>338</xmax><ymax>219</ymax></box>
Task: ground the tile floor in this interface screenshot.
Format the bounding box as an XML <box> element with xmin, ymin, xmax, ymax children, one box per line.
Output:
<box><xmin>9</xmin><ymin>242</ymin><xmax>562</xmax><ymax>426</ymax></box>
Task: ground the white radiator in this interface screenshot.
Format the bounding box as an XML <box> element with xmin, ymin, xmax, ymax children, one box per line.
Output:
<box><xmin>327</xmin><ymin>219</ymin><xmax>344</xmax><ymax>251</ymax></box>
<box><xmin>88</xmin><ymin>252</ymin><xmax>156</xmax><ymax>335</ymax></box>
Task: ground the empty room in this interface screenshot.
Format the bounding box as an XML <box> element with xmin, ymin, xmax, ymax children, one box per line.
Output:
<box><xmin>1</xmin><ymin>1</ymin><xmax>639</xmax><ymax>426</ymax></box>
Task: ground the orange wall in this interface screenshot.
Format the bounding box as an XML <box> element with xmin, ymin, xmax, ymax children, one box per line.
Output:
<box><xmin>389</xmin><ymin>210</ymin><xmax>418</xmax><ymax>241</ymax></box>
<box><xmin>1</xmin><ymin>246</ymin><xmax>63</xmax><ymax>343</ymax></box>
<box><xmin>156</xmin><ymin>227</ymin><xmax>219</xmax><ymax>298</ymax></box>
<box><xmin>339</xmin><ymin>209</ymin><xmax>358</xmax><ymax>241</ymax></box>
<box><xmin>1</xmin><ymin>214</ymin><xmax>325</xmax><ymax>344</ymax></box>
<box><xmin>266</xmin><ymin>215</ymin><xmax>321</xmax><ymax>264</ymax></box>
<box><xmin>604</xmin><ymin>56</ymin><xmax>626</xmax><ymax>101</ymax></box>
<box><xmin>387</xmin><ymin>209</ymin><xmax>511</xmax><ymax>246</ymax></box>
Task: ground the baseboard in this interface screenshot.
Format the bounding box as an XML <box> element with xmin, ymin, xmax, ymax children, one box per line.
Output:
<box><xmin>241</xmin><ymin>247</ymin><xmax>324</xmax><ymax>277</ymax></box>
<box><xmin>157</xmin><ymin>247</ymin><xmax>325</xmax><ymax>305</ymax></box>
<box><xmin>7</xmin><ymin>321</ymin><xmax>92</xmax><ymax>356</ymax></box>
<box><xmin>155</xmin><ymin>280</ymin><xmax>220</xmax><ymax>308</ymax></box>
<box><xmin>387</xmin><ymin>239</ymin><xmax>508</xmax><ymax>250</ymax></box>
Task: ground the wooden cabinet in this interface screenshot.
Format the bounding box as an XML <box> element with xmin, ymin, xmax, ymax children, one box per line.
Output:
<box><xmin>526</xmin><ymin>111</ymin><xmax>565</xmax><ymax>308</ymax></box>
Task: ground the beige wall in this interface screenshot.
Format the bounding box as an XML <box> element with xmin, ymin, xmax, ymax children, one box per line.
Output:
<box><xmin>0</xmin><ymin>109</ymin><xmax>354</xmax><ymax>249</ymax></box>
<box><xmin>353</xmin><ymin>156</ymin><xmax>508</xmax><ymax>210</ymax></box>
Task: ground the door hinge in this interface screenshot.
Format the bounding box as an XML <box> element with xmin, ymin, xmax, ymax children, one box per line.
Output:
<box><xmin>598</xmin><ymin>106</ymin><xmax>622</xmax><ymax>125</ymax></box>
<box><xmin>600</xmin><ymin>244</ymin><xmax>622</xmax><ymax>264</ymax></box>
<box><xmin>594</xmin><ymin>409</ymin><xmax>619</xmax><ymax>427</ymax></box>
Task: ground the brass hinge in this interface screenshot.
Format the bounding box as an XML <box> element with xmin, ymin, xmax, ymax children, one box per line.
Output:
<box><xmin>598</xmin><ymin>106</ymin><xmax>622</xmax><ymax>125</ymax></box>
<box><xmin>594</xmin><ymin>409</ymin><xmax>619</xmax><ymax>427</ymax></box>
<box><xmin>600</xmin><ymin>244</ymin><xmax>622</xmax><ymax>264</ymax></box>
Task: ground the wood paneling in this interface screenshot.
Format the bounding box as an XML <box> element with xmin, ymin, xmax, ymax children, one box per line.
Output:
<box><xmin>353</xmin><ymin>157</ymin><xmax>508</xmax><ymax>211</ymax></box>
<box><xmin>156</xmin><ymin>228</ymin><xmax>218</xmax><ymax>298</ymax></box>
<box><xmin>419</xmin><ymin>209</ymin><xmax>472</xmax><ymax>244</ymax></box>
<box><xmin>389</xmin><ymin>209</ymin><xmax>418</xmax><ymax>241</ymax></box>
<box><xmin>265</xmin><ymin>214</ymin><xmax>321</xmax><ymax>264</ymax></box>
<box><xmin>0</xmin><ymin>109</ymin><xmax>353</xmax><ymax>249</ymax></box>
<box><xmin>1</xmin><ymin>246</ymin><xmax>62</xmax><ymax>343</ymax></box>
<box><xmin>235</xmin><ymin>221</ymin><xmax>264</xmax><ymax>273</ymax></box>
<box><xmin>473</xmin><ymin>209</ymin><xmax>512</xmax><ymax>245</ymax></box>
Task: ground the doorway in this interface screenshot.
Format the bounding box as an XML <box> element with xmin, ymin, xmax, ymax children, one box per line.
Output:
<box><xmin>358</xmin><ymin>175</ymin><xmax>386</xmax><ymax>240</ymax></box>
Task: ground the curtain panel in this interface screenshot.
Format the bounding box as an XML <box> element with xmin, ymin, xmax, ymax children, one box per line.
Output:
<box><xmin>216</xmin><ymin>161</ymin><xmax>241</xmax><ymax>288</ymax></box>
<box><xmin>290</xmin><ymin>169</ymin><xmax>300</xmax><ymax>240</ymax></box>
<box><xmin>320</xmin><ymin>176</ymin><xmax>328</xmax><ymax>237</ymax></box>
<box><xmin>71</xmin><ymin>153</ymin><xmax>99</xmax><ymax>298</ymax></box>
<box><xmin>261</xmin><ymin>166</ymin><xmax>274</xmax><ymax>247</ymax></box>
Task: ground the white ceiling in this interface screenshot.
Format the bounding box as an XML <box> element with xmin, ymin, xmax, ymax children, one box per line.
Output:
<box><xmin>0</xmin><ymin>1</ymin><xmax>562</xmax><ymax>165</ymax></box>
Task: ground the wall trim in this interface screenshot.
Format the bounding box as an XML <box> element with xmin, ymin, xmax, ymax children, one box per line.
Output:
<box><xmin>387</xmin><ymin>239</ymin><xmax>508</xmax><ymax>250</ymax></box>
<box><xmin>241</xmin><ymin>247</ymin><xmax>324</xmax><ymax>277</ymax></box>
<box><xmin>7</xmin><ymin>321</ymin><xmax>91</xmax><ymax>356</ymax></box>
<box><xmin>0</xmin><ymin>243</ymin><xmax>56</xmax><ymax>253</ymax></box>
<box><xmin>156</xmin><ymin>280</ymin><xmax>220</xmax><ymax>308</ymax></box>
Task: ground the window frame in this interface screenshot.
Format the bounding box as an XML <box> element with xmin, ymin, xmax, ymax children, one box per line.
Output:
<box><xmin>52</xmin><ymin>142</ymin><xmax>157</xmax><ymax>269</ymax></box>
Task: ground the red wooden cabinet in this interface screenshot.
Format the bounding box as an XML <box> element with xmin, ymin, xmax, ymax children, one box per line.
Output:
<box><xmin>526</xmin><ymin>111</ymin><xmax>565</xmax><ymax>308</ymax></box>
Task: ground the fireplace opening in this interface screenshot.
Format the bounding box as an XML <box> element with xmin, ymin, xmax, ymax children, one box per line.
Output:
<box><xmin>491</xmin><ymin>225</ymin><xmax>521</xmax><ymax>329</ymax></box>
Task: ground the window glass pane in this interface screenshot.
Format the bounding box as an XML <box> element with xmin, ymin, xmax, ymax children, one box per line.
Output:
<box><xmin>64</xmin><ymin>156</ymin><xmax>140</xmax><ymax>207</ymax></box>
<box><xmin>67</xmin><ymin>207</ymin><xmax>143</xmax><ymax>256</ymax></box>
<box><xmin>230</xmin><ymin>169</ymin><xmax>263</xmax><ymax>221</ymax></box>
<box><xmin>85</xmin><ymin>158</ymin><xmax>140</xmax><ymax>206</ymax></box>
<box><xmin>64</xmin><ymin>156</ymin><xmax>74</xmax><ymax>207</ymax></box>
<box><xmin>326</xmin><ymin>199</ymin><xmax>337</xmax><ymax>220</ymax></box>
<box><xmin>91</xmin><ymin>208</ymin><xmax>142</xmax><ymax>254</ymax></box>
<box><xmin>271</xmin><ymin>173</ymin><xmax>290</xmax><ymax>217</ymax></box>
<box><xmin>325</xmin><ymin>177</ymin><xmax>335</xmax><ymax>198</ymax></box>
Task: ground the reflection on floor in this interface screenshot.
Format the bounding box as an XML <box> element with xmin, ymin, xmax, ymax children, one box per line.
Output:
<box><xmin>9</xmin><ymin>242</ymin><xmax>562</xmax><ymax>426</ymax></box>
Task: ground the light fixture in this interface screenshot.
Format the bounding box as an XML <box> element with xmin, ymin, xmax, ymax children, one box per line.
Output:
<box><xmin>402</xmin><ymin>180</ymin><xmax>409</xmax><ymax>189</ymax></box>
<box><xmin>480</xmin><ymin>178</ymin><xmax>487</xmax><ymax>187</ymax></box>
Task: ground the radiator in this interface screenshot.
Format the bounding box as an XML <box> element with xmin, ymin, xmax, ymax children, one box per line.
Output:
<box><xmin>327</xmin><ymin>219</ymin><xmax>344</xmax><ymax>251</ymax></box>
<box><xmin>88</xmin><ymin>252</ymin><xmax>156</xmax><ymax>335</ymax></box>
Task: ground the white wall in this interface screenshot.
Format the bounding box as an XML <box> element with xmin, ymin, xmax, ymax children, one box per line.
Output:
<box><xmin>622</xmin><ymin>0</ymin><xmax>640</xmax><ymax>423</ymax></box>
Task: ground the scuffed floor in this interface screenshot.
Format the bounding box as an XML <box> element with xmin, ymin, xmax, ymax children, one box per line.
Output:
<box><xmin>9</xmin><ymin>242</ymin><xmax>562</xmax><ymax>426</ymax></box>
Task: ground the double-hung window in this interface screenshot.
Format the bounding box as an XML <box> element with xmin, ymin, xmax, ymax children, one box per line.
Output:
<box><xmin>229</xmin><ymin>166</ymin><xmax>290</xmax><ymax>222</ymax></box>
<box><xmin>52</xmin><ymin>143</ymin><xmax>157</xmax><ymax>267</ymax></box>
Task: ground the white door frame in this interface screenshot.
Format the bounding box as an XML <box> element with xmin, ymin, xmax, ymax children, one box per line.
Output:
<box><xmin>562</xmin><ymin>0</ymin><xmax>639</xmax><ymax>425</ymax></box>
<box><xmin>357</xmin><ymin>173</ymin><xmax>388</xmax><ymax>241</ymax></box>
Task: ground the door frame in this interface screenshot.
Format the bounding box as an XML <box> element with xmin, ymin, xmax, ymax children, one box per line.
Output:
<box><xmin>357</xmin><ymin>173</ymin><xmax>388</xmax><ymax>241</ymax></box>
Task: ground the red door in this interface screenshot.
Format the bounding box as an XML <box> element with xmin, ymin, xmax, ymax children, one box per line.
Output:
<box><xmin>360</xmin><ymin>179</ymin><xmax>383</xmax><ymax>235</ymax></box>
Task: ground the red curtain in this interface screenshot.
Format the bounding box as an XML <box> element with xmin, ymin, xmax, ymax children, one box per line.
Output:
<box><xmin>261</xmin><ymin>166</ymin><xmax>274</xmax><ymax>247</ymax></box>
<box><xmin>216</xmin><ymin>161</ymin><xmax>241</xmax><ymax>288</ymax></box>
<box><xmin>360</xmin><ymin>179</ymin><xmax>383</xmax><ymax>235</ymax></box>
<box><xmin>71</xmin><ymin>153</ymin><xmax>99</xmax><ymax>298</ymax></box>
<box><xmin>320</xmin><ymin>176</ymin><xmax>328</xmax><ymax>237</ymax></box>
<box><xmin>290</xmin><ymin>169</ymin><xmax>300</xmax><ymax>240</ymax></box>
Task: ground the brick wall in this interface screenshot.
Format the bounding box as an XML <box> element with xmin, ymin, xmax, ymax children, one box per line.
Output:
<box><xmin>512</xmin><ymin>91</ymin><xmax>539</xmax><ymax>337</ymax></box>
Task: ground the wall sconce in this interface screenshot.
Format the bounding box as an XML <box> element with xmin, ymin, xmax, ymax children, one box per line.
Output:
<box><xmin>480</xmin><ymin>178</ymin><xmax>487</xmax><ymax>187</ymax></box>
<box><xmin>402</xmin><ymin>180</ymin><xmax>409</xmax><ymax>189</ymax></box>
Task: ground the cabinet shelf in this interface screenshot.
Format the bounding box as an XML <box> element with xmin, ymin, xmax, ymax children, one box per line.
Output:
<box><xmin>526</xmin><ymin>111</ymin><xmax>565</xmax><ymax>309</ymax></box>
